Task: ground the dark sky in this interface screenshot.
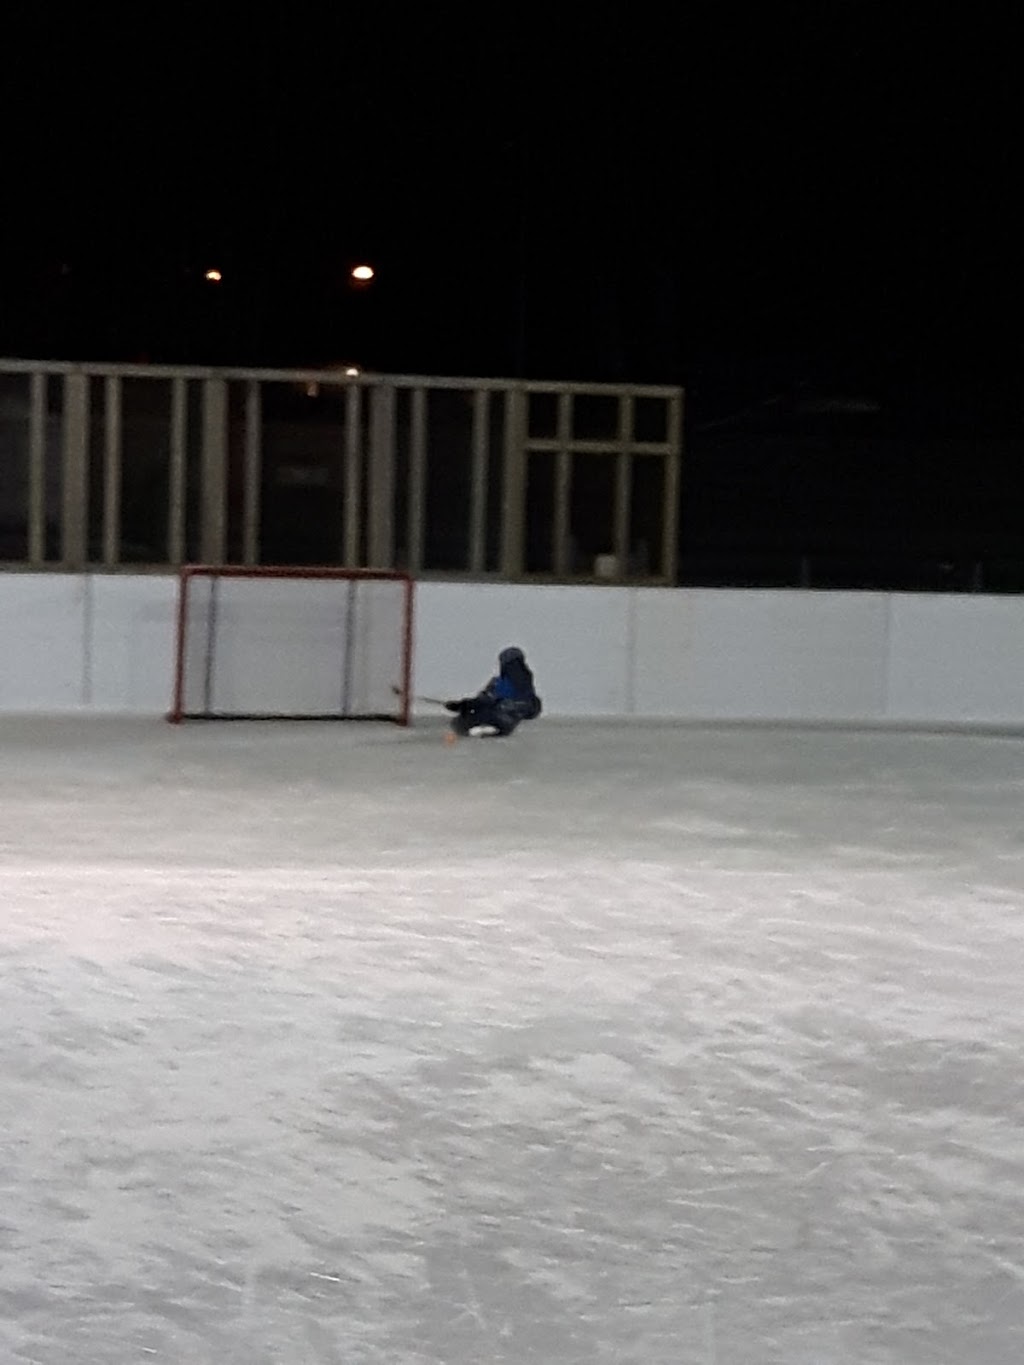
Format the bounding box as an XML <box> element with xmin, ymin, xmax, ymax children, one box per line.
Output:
<box><xmin>1</xmin><ymin>6</ymin><xmax>1019</xmax><ymax>422</ymax></box>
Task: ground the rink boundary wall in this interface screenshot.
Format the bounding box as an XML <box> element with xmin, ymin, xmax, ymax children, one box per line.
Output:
<box><xmin>3</xmin><ymin>574</ymin><xmax>1024</xmax><ymax>726</ymax></box>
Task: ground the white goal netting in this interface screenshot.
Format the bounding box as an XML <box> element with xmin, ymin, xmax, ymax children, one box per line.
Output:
<box><xmin>170</xmin><ymin>568</ymin><xmax>413</xmax><ymax>722</ymax></box>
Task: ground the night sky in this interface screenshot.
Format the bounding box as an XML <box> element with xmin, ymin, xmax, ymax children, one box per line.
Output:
<box><xmin>1</xmin><ymin>5</ymin><xmax>1021</xmax><ymax>573</ymax></box>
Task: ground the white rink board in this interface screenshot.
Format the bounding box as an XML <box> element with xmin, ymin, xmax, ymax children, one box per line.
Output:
<box><xmin>89</xmin><ymin>574</ymin><xmax>178</xmax><ymax>712</ymax></box>
<box><xmin>0</xmin><ymin>574</ymin><xmax>86</xmax><ymax>709</ymax></box>
<box><xmin>886</xmin><ymin>594</ymin><xmax>1024</xmax><ymax>724</ymax></box>
<box><xmin>4</xmin><ymin>574</ymin><xmax>1024</xmax><ymax>726</ymax></box>
<box><xmin>631</xmin><ymin>588</ymin><xmax>891</xmax><ymax>720</ymax></box>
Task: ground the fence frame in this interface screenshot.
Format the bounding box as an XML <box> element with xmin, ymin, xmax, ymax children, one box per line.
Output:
<box><xmin>0</xmin><ymin>358</ymin><xmax>684</xmax><ymax>583</ymax></box>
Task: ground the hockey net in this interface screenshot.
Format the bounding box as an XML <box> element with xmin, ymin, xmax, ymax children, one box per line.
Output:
<box><xmin>169</xmin><ymin>566</ymin><xmax>414</xmax><ymax>723</ymax></box>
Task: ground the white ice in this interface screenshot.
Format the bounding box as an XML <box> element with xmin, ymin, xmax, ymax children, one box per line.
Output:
<box><xmin>2</xmin><ymin>715</ymin><xmax>1024</xmax><ymax>1364</ymax></box>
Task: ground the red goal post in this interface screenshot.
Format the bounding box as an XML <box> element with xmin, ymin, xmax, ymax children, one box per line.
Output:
<box><xmin>169</xmin><ymin>565</ymin><xmax>414</xmax><ymax>724</ymax></box>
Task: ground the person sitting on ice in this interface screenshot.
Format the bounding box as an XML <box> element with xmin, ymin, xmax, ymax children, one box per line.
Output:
<box><xmin>445</xmin><ymin>646</ymin><xmax>542</xmax><ymax>738</ymax></box>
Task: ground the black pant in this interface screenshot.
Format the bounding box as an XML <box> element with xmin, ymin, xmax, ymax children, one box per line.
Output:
<box><xmin>450</xmin><ymin>698</ymin><xmax>517</xmax><ymax>736</ymax></box>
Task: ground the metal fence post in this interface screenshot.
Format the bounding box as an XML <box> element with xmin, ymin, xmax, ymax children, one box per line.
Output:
<box><xmin>102</xmin><ymin>375</ymin><xmax>122</xmax><ymax>566</ymax></box>
<box><xmin>61</xmin><ymin>371</ymin><xmax>89</xmax><ymax>569</ymax></box>
<box><xmin>27</xmin><ymin>371</ymin><xmax>47</xmax><ymax>566</ymax></box>
<box><xmin>168</xmin><ymin>377</ymin><xmax>188</xmax><ymax>565</ymax></box>
<box><xmin>342</xmin><ymin>384</ymin><xmax>363</xmax><ymax>568</ymax></box>
<box><xmin>553</xmin><ymin>393</ymin><xmax>573</xmax><ymax>577</ymax></box>
<box><xmin>613</xmin><ymin>393</ymin><xmax>634</xmax><ymax>580</ymax></box>
<box><xmin>468</xmin><ymin>389</ymin><xmax>490</xmax><ymax>574</ymax></box>
<box><xmin>500</xmin><ymin>387</ymin><xmax>527</xmax><ymax>578</ymax></box>
<box><xmin>242</xmin><ymin>380</ymin><xmax>262</xmax><ymax>566</ymax></box>
<box><xmin>406</xmin><ymin>387</ymin><xmax>428</xmax><ymax>574</ymax></box>
<box><xmin>367</xmin><ymin>383</ymin><xmax>396</xmax><ymax>568</ymax></box>
<box><xmin>200</xmin><ymin>377</ymin><xmax>228</xmax><ymax>564</ymax></box>
<box><xmin>663</xmin><ymin>389</ymin><xmax>683</xmax><ymax>583</ymax></box>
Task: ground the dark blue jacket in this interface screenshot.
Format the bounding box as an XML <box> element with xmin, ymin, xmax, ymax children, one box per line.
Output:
<box><xmin>453</xmin><ymin>647</ymin><xmax>542</xmax><ymax>734</ymax></box>
<box><xmin>482</xmin><ymin>647</ymin><xmax>542</xmax><ymax>722</ymax></box>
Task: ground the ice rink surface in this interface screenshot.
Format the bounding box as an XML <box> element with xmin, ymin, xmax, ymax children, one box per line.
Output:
<box><xmin>2</xmin><ymin>714</ymin><xmax>1024</xmax><ymax>1364</ymax></box>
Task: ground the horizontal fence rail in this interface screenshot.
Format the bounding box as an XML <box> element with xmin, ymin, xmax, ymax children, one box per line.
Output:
<box><xmin>0</xmin><ymin>359</ymin><xmax>684</xmax><ymax>583</ymax></box>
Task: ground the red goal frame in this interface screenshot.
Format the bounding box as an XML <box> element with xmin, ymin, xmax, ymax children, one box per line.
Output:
<box><xmin>168</xmin><ymin>564</ymin><xmax>415</xmax><ymax>725</ymax></box>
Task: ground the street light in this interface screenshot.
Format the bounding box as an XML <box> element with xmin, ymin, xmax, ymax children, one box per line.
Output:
<box><xmin>204</xmin><ymin>268</ymin><xmax>223</xmax><ymax>283</ymax></box>
<box><xmin>351</xmin><ymin>264</ymin><xmax>374</xmax><ymax>282</ymax></box>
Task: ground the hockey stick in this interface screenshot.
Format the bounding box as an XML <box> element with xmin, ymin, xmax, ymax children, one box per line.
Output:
<box><xmin>392</xmin><ymin>685</ymin><xmax>450</xmax><ymax>707</ymax></box>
